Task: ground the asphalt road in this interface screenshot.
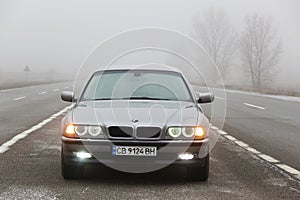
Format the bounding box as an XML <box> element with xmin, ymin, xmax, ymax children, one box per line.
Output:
<box><xmin>0</xmin><ymin>83</ymin><xmax>299</xmax><ymax>199</ymax></box>
<box><xmin>0</xmin><ymin>82</ymin><xmax>72</xmax><ymax>144</ymax></box>
<box><xmin>196</xmin><ymin>86</ymin><xmax>300</xmax><ymax>172</ymax></box>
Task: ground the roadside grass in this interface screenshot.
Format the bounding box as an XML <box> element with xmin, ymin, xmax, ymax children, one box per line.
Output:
<box><xmin>224</xmin><ymin>85</ymin><xmax>300</xmax><ymax>97</ymax></box>
<box><xmin>0</xmin><ymin>80</ymin><xmax>69</xmax><ymax>90</ymax></box>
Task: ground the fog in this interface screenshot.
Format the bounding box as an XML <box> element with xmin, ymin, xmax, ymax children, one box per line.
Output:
<box><xmin>0</xmin><ymin>0</ymin><xmax>299</xmax><ymax>92</ymax></box>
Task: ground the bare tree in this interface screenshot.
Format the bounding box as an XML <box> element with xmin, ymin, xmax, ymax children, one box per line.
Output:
<box><xmin>192</xmin><ymin>8</ymin><xmax>237</xmax><ymax>78</ymax></box>
<box><xmin>240</xmin><ymin>14</ymin><xmax>281</xmax><ymax>90</ymax></box>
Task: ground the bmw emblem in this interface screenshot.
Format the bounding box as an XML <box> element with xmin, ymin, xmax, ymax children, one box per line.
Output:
<box><xmin>132</xmin><ymin>119</ymin><xmax>139</xmax><ymax>123</ymax></box>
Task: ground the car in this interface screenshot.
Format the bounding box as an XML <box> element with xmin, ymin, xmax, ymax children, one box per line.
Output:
<box><xmin>60</xmin><ymin>64</ymin><xmax>214</xmax><ymax>181</ymax></box>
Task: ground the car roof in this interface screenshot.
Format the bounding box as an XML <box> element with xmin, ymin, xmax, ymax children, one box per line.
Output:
<box><xmin>96</xmin><ymin>64</ymin><xmax>182</xmax><ymax>73</ymax></box>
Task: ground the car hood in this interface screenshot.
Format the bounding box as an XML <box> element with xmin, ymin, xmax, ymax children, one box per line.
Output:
<box><xmin>72</xmin><ymin>100</ymin><xmax>208</xmax><ymax>127</ymax></box>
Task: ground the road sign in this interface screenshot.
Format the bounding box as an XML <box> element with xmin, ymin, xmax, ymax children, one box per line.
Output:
<box><xmin>24</xmin><ymin>65</ymin><xmax>30</xmax><ymax>83</ymax></box>
<box><xmin>24</xmin><ymin>65</ymin><xmax>30</xmax><ymax>72</ymax></box>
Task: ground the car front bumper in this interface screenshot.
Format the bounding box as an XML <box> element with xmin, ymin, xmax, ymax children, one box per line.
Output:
<box><xmin>62</xmin><ymin>136</ymin><xmax>209</xmax><ymax>168</ymax></box>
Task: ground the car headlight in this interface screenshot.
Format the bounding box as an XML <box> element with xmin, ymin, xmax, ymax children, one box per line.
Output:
<box><xmin>168</xmin><ymin>127</ymin><xmax>181</xmax><ymax>138</ymax></box>
<box><xmin>182</xmin><ymin>127</ymin><xmax>194</xmax><ymax>137</ymax></box>
<box><xmin>64</xmin><ymin>124</ymin><xmax>103</xmax><ymax>137</ymax></box>
<box><xmin>194</xmin><ymin>126</ymin><xmax>206</xmax><ymax>139</ymax></box>
<box><xmin>65</xmin><ymin>124</ymin><xmax>76</xmax><ymax>137</ymax></box>
<box><xmin>167</xmin><ymin>126</ymin><xmax>206</xmax><ymax>139</ymax></box>
<box><xmin>75</xmin><ymin>125</ymin><xmax>87</xmax><ymax>136</ymax></box>
<box><xmin>88</xmin><ymin>126</ymin><xmax>102</xmax><ymax>136</ymax></box>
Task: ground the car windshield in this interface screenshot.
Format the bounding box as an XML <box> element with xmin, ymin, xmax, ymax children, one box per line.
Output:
<box><xmin>81</xmin><ymin>70</ymin><xmax>193</xmax><ymax>102</ymax></box>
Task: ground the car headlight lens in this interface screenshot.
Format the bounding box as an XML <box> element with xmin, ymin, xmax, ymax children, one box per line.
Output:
<box><xmin>168</xmin><ymin>127</ymin><xmax>181</xmax><ymax>138</ymax></box>
<box><xmin>75</xmin><ymin>125</ymin><xmax>88</xmax><ymax>136</ymax></box>
<box><xmin>88</xmin><ymin>126</ymin><xmax>102</xmax><ymax>136</ymax></box>
<box><xmin>167</xmin><ymin>126</ymin><xmax>206</xmax><ymax>139</ymax></box>
<box><xmin>182</xmin><ymin>127</ymin><xmax>194</xmax><ymax>137</ymax></box>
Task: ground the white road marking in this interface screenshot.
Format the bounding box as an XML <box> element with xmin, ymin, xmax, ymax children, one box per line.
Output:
<box><xmin>0</xmin><ymin>147</ymin><xmax>9</xmax><ymax>153</ymax></box>
<box><xmin>217</xmin><ymin>130</ymin><xmax>228</xmax><ymax>135</ymax></box>
<box><xmin>64</xmin><ymin>86</ymin><xmax>69</xmax><ymax>89</ymax></box>
<box><xmin>53</xmin><ymin>89</ymin><xmax>60</xmax><ymax>92</ymax></box>
<box><xmin>257</xmin><ymin>154</ymin><xmax>279</xmax><ymax>163</ymax></box>
<box><xmin>215</xmin><ymin>96</ymin><xmax>225</xmax><ymax>100</ymax></box>
<box><xmin>0</xmin><ymin>104</ymin><xmax>74</xmax><ymax>154</ymax></box>
<box><xmin>215</xmin><ymin>127</ymin><xmax>299</xmax><ymax>180</ymax></box>
<box><xmin>38</xmin><ymin>91</ymin><xmax>47</xmax><ymax>95</ymax></box>
<box><xmin>234</xmin><ymin>140</ymin><xmax>249</xmax><ymax>148</ymax></box>
<box><xmin>243</xmin><ymin>103</ymin><xmax>265</xmax><ymax>110</ymax></box>
<box><xmin>246</xmin><ymin>147</ymin><xmax>260</xmax><ymax>154</ymax></box>
<box><xmin>276</xmin><ymin>164</ymin><xmax>300</xmax><ymax>175</ymax></box>
<box><xmin>211</xmin><ymin>126</ymin><xmax>219</xmax><ymax>131</ymax></box>
<box><xmin>224</xmin><ymin>135</ymin><xmax>237</xmax><ymax>141</ymax></box>
<box><xmin>13</xmin><ymin>96</ymin><xmax>26</xmax><ymax>101</ymax></box>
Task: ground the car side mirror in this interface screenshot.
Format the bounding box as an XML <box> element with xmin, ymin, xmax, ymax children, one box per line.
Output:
<box><xmin>197</xmin><ymin>93</ymin><xmax>214</xmax><ymax>103</ymax></box>
<box><xmin>61</xmin><ymin>91</ymin><xmax>75</xmax><ymax>102</ymax></box>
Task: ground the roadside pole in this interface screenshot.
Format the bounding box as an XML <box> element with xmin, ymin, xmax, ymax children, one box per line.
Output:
<box><xmin>24</xmin><ymin>65</ymin><xmax>30</xmax><ymax>85</ymax></box>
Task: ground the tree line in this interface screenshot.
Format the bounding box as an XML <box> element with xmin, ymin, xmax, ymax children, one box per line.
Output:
<box><xmin>192</xmin><ymin>8</ymin><xmax>281</xmax><ymax>91</ymax></box>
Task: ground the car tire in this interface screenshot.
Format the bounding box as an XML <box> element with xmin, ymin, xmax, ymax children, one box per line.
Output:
<box><xmin>61</xmin><ymin>152</ymin><xmax>84</xmax><ymax>179</ymax></box>
<box><xmin>186</xmin><ymin>154</ymin><xmax>209</xmax><ymax>181</ymax></box>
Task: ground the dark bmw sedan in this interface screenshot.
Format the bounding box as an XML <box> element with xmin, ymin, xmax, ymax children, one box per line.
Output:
<box><xmin>60</xmin><ymin>65</ymin><xmax>214</xmax><ymax>181</ymax></box>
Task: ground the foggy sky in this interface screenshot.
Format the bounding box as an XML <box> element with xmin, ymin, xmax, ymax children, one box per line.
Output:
<box><xmin>0</xmin><ymin>0</ymin><xmax>299</xmax><ymax>89</ymax></box>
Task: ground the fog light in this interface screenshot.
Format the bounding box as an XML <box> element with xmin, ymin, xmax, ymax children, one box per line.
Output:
<box><xmin>75</xmin><ymin>151</ymin><xmax>92</xmax><ymax>159</ymax></box>
<box><xmin>178</xmin><ymin>153</ymin><xmax>194</xmax><ymax>160</ymax></box>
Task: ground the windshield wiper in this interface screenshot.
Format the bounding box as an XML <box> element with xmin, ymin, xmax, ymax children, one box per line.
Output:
<box><xmin>84</xmin><ymin>97</ymin><xmax>175</xmax><ymax>101</ymax></box>
<box><xmin>86</xmin><ymin>98</ymin><xmax>122</xmax><ymax>101</ymax></box>
<box><xmin>122</xmin><ymin>97</ymin><xmax>175</xmax><ymax>101</ymax></box>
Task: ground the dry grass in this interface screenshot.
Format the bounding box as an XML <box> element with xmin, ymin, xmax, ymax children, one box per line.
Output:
<box><xmin>0</xmin><ymin>80</ymin><xmax>68</xmax><ymax>90</ymax></box>
<box><xmin>224</xmin><ymin>84</ymin><xmax>300</xmax><ymax>97</ymax></box>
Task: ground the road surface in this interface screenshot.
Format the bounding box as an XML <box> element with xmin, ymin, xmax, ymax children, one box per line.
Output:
<box><xmin>197</xmin><ymin>86</ymin><xmax>300</xmax><ymax>173</ymax></box>
<box><xmin>0</xmin><ymin>83</ymin><xmax>299</xmax><ymax>199</ymax></box>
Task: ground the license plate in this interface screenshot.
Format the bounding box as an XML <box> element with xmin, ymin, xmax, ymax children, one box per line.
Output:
<box><xmin>112</xmin><ymin>146</ymin><xmax>157</xmax><ymax>156</ymax></box>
